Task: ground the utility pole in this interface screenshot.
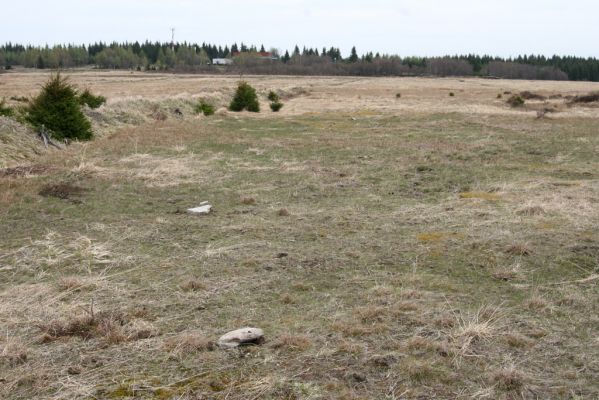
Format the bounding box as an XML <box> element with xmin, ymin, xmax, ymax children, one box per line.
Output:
<box><xmin>170</xmin><ymin>27</ymin><xmax>175</xmax><ymax>51</ymax></box>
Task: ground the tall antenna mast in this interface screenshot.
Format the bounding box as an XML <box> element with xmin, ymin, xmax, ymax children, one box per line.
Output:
<box><xmin>170</xmin><ymin>27</ymin><xmax>175</xmax><ymax>51</ymax></box>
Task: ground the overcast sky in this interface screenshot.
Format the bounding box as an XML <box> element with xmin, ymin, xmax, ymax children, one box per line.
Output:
<box><xmin>2</xmin><ymin>0</ymin><xmax>598</xmax><ymax>57</ymax></box>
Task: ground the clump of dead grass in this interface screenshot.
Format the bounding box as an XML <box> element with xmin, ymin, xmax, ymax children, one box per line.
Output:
<box><xmin>331</xmin><ymin>320</ymin><xmax>388</xmax><ymax>337</ymax></box>
<box><xmin>240</xmin><ymin>196</ymin><xmax>256</xmax><ymax>205</ymax></box>
<box><xmin>450</xmin><ymin>305</ymin><xmax>503</xmax><ymax>358</ymax></box>
<box><xmin>524</xmin><ymin>293</ymin><xmax>549</xmax><ymax>311</ymax></box>
<box><xmin>179</xmin><ymin>278</ymin><xmax>206</xmax><ymax>292</ymax></box>
<box><xmin>280</xmin><ymin>293</ymin><xmax>294</xmax><ymax>304</ymax></box>
<box><xmin>0</xmin><ymin>336</ymin><xmax>28</xmax><ymax>367</ymax></box>
<box><xmin>505</xmin><ymin>244</ymin><xmax>532</xmax><ymax>256</ymax></box>
<box><xmin>492</xmin><ymin>263</ymin><xmax>522</xmax><ymax>281</ymax></box>
<box><xmin>504</xmin><ymin>333</ymin><xmax>535</xmax><ymax>348</ymax></box>
<box><xmin>56</xmin><ymin>276</ymin><xmax>84</xmax><ymax>291</ymax></box>
<box><xmin>271</xmin><ymin>335</ymin><xmax>311</xmax><ymax>351</ymax></box>
<box><xmin>354</xmin><ymin>306</ymin><xmax>387</xmax><ymax>323</ymax></box>
<box><xmin>406</xmin><ymin>361</ymin><xmax>435</xmax><ymax>383</ymax></box>
<box><xmin>38</xmin><ymin>309</ymin><xmax>127</xmax><ymax>343</ymax></box>
<box><xmin>125</xmin><ymin>320</ymin><xmax>159</xmax><ymax>341</ymax></box>
<box><xmin>492</xmin><ymin>367</ymin><xmax>526</xmax><ymax>391</ymax></box>
<box><xmin>163</xmin><ymin>332</ymin><xmax>215</xmax><ymax>358</ymax></box>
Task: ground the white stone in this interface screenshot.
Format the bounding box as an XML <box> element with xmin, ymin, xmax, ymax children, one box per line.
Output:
<box><xmin>217</xmin><ymin>327</ymin><xmax>264</xmax><ymax>349</ymax></box>
<box><xmin>187</xmin><ymin>202</ymin><xmax>212</xmax><ymax>214</ymax></box>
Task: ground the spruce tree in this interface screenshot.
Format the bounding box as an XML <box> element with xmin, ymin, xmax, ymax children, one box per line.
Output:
<box><xmin>349</xmin><ymin>46</ymin><xmax>358</xmax><ymax>63</ymax></box>
<box><xmin>26</xmin><ymin>73</ymin><xmax>93</xmax><ymax>141</ymax></box>
<box><xmin>229</xmin><ymin>82</ymin><xmax>260</xmax><ymax>113</ymax></box>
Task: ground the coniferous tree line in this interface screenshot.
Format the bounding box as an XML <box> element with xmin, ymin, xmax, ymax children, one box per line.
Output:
<box><xmin>1</xmin><ymin>42</ymin><xmax>598</xmax><ymax>81</ymax></box>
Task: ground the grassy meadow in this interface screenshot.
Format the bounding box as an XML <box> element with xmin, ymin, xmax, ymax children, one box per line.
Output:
<box><xmin>1</xmin><ymin>72</ymin><xmax>599</xmax><ymax>399</ymax></box>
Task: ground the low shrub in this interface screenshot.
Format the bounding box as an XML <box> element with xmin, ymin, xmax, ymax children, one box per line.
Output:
<box><xmin>0</xmin><ymin>98</ymin><xmax>13</xmax><ymax>117</ymax></box>
<box><xmin>194</xmin><ymin>100</ymin><xmax>215</xmax><ymax>116</ymax></box>
<box><xmin>26</xmin><ymin>73</ymin><xmax>93</xmax><ymax>140</ymax></box>
<box><xmin>229</xmin><ymin>81</ymin><xmax>260</xmax><ymax>112</ymax></box>
<box><xmin>449</xmin><ymin>92</ymin><xmax>455</xmax><ymax>97</ymax></box>
<box><xmin>507</xmin><ymin>95</ymin><xmax>525</xmax><ymax>107</ymax></box>
<box><xmin>396</xmin><ymin>93</ymin><xmax>401</xmax><ymax>98</ymax></box>
<box><xmin>78</xmin><ymin>88</ymin><xmax>106</xmax><ymax>109</ymax></box>
<box><xmin>270</xmin><ymin>101</ymin><xmax>284</xmax><ymax>112</ymax></box>
<box><xmin>267</xmin><ymin>90</ymin><xmax>280</xmax><ymax>102</ymax></box>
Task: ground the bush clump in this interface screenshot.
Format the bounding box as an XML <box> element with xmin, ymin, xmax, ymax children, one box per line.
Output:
<box><xmin>267</xmin><ymin>91</ymin><xmax>280</xmax><ymax>102</ymax></box>
<box><xmin>449</xmin><ymin>92</ymin><xmax>455</xmax><ymax>97</ymax></box>
<box><xmin>0</xmin><ymin>98</ymin><xmax>13</xmax><ymax>117</ymax></box>
<box><xmin>507</xmin><ymin>95</ymin><xmax>525</xmax><ymax>107</ymax></box>
<box><xmin>229</xmin><ymin>81</ymin><xmax>260</xmax><ymax>112</ymax></box>
<box><xmin>267</xmin><ymin>90</ymin><xmax>283</xmax><ymax>112</ymax></box>
<box><xmin>26</xmin><ymin>73</ymin><xmax>93</xmax><ymax>140</ymax></box>
<box><xmin>270</xmin><ymin>101</ymin><xmax>284</xmax><ymax>112</ymax></box>
<box><xmin>78</xmin><ymin>88</ymin><xmax>106</xmax><ymax>109</ymax></box>
<box><xmin>194</xmin><ymin>100</ymin><xmax>215</xmax><ymax>116</ymax></box>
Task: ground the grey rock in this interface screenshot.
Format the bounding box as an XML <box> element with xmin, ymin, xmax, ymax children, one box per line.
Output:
<box><xmin>217</xmin><ymin>327</ymin><xmax>265</xmax><ymax>349</ymax></box>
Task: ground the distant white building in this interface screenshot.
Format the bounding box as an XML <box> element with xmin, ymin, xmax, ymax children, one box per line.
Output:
<box><xmin>212</xmin><ymin>58</ymin><xmax>233</xmax><ymax>65</ymax></box>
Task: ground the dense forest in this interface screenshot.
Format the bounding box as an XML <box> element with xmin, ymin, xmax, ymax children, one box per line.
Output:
<box><xmin>1</xmin><ymin>41</ymin><xmax>599</xmax><ymax>81</ymax></box>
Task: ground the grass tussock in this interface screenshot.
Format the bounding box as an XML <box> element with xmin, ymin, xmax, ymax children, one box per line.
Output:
<box><xmin>492</xmin><ymin>367</ymin><xmax>526</xmax><ymax>391</ymax></box>
<box><xmin>0</xmin><ymin>337</ymin><xmax>28</xmax><ymax>367</ymax></box>
<box><xmin>240</xmin><ymin>196</ymin><xmax>256</xmax><ymax>205</ymax></box>
<box><xmin>271</xmin><ymin>334</ymin><xmax>311</xmax><ymax>351</ymax></box>
<box><xmin>179</xmin><ymin>278</ymin><xmax>206</xmax><ymax>292</ymax></box>
<box><xmin>451</xmin><ymin>306</ymin><xmax>503</xmax><ymax>358</ymax></box>
<box><xmin>505</xmin><ymin>244</ymin><xmax>532</xmax><ymax>256</ymax></box>
<box><xmin>39</xmin><ymin>309</ymin><xmax>126</xmax><ymax>342</ymax></box>
<box><xmin>163</xmin><ymin>333</ymin><xmax>215</xmax><ymax>357</ymax></box>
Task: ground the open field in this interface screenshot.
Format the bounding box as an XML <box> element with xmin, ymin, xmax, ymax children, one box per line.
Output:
<box><xmin>1</xmin><ymin>71</ymin><xmax>599</xmax><ymax>399</ymax></box>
